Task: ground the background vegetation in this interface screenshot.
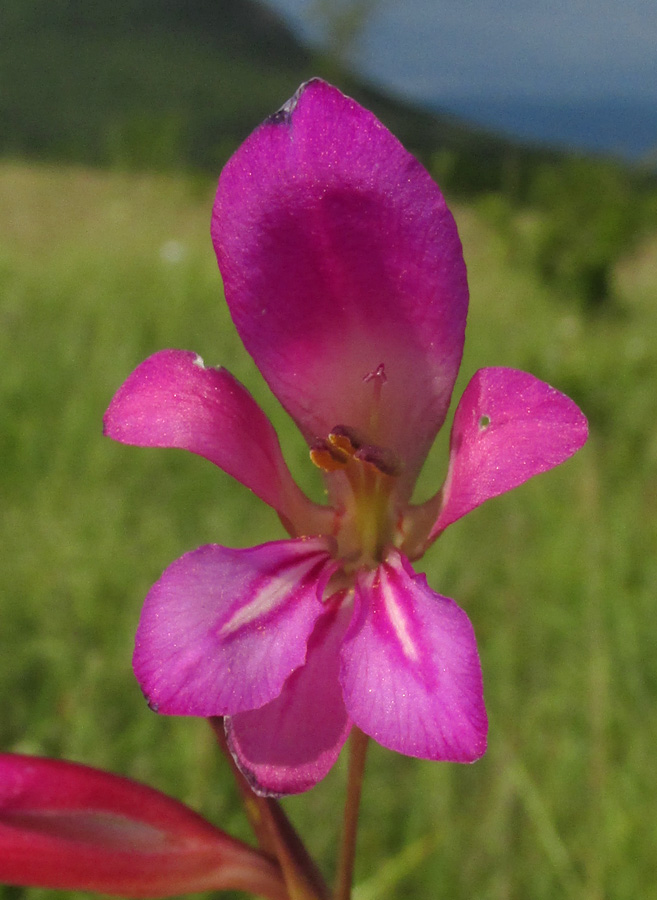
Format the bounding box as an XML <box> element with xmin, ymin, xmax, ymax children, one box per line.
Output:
<box><xmin>1</xmin><ymin>2</ymin><xmax>656</xmax><ymax>899</ymax></box>
<box><xmin>2</xmin><ymin>156</ymin><xmax>656</xmax><ymax>899</ymax></box>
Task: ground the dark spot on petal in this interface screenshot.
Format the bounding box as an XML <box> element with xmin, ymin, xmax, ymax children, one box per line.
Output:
<box><xmin>265</xmin><ymin>80</ymin><xmax>311</xmax><ymax>126</ymax></box>
<box><xmin>479</xmin><ymin>415</ymin><xmax>491</xmax><ymax>430</ymax></box>
<box><xmin>266</xmin><ymin>107</ymin><xmax>293</xmax><ymax>127</ymax></box>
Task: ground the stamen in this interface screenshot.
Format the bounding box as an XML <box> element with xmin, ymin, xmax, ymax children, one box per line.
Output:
<box><xmin>310</xmin><ymin>422</ymin><xmax>403</xmax><ymax>569</ymax></box>
<box><xmin>310</xmin><ymin>439</ymin><xmax>350</xmax><ymax>472</ymax></box>
<box><xmin>328</xmin><ymin>428</ymin><xmax>361</xmax><ymax>456</ymax></box>
<box><xmin>311</xmin><ymin>427</ymin><xmax>403</xmax><ymax>479</ymax></box>
<box><xmin>354</xmin><ymin>445</ymin><xmax>402</xmax><ymax>478</ymax></box>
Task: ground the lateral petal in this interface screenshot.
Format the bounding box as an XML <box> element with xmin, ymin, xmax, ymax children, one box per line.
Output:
<box><xmin>213</xmin><ymin>80</ymin><xmax>468</xmax><ymax>488</ymax></box>
<box><xmin>429</xmin><ymin>367</ymin><xmax>589</xmax><ymax>538</ymax></box>
<box><xmin>226</xmin><ymin>598</ymin><xmax>353</xmax><ymax>796</ymax></box>
<box><xmin>133</xmin><ymin>538</ymin><xmax>335</xmax><ymax>717</ymax></box>
<box><xmin>340</xmin><ymin>551</ymin><xmax>487</xmax><ymax>762</ymax></box>
<box><xmin>103</xmin><ymin>348</ymin><xmax>322</xmax><ymax>529</ymax></box>
<box><xmin>0</xmin><ymin>754</ymin><xmax>286</xmax><ymax>899</ymax></box>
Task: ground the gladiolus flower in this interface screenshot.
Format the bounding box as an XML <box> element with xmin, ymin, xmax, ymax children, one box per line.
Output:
<box><xmin>104</xmin><ymin>80</ymin><xmax>588</xmax><ymax>796</ymax></box>
<box><xmin>0</xmin><ymin>754</ymin><xmax>286</xmax><ymax>898</ymax></box>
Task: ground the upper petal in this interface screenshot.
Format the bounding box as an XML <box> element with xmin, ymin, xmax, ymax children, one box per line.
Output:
<box><xmin>340</xmin><ymin>551</ymin><xmax>487</xmax><ymax>762</ymax></box>
<box><xmin>427</xmin><ymin>367</ymin><xmax>589</xmax><ymax>539</ymax></box>
<box><xmin>0</xmin><ymin>754</ymin><xmax>286</xmax><ymax>899</ymax></box>
<box><xmin>133</xmin><ymin>537</ymin><xmax>336</xmax><ymax>717</ymax></box>
<box><xmin>212</xmin><ymin>80</ymin><xmax>468</xmax><ymax>487</ymax></box>
<box><xmin>103</xmin><ymin>349</ymin><xmax>324</xmax><ymax>531</ymax></box>
<box><xmin>226</xmin><ymin>598</ymin><xmax>353</xmax><ymax>796</ymax></box>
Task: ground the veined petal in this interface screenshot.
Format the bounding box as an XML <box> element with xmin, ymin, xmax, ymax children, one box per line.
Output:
<box><xmin>103</xmin><ymin>349</ymin><xmax>322</xmax><ymax>530</ymax></box>
<box><xmin>0</xmin><ymin>754</ymin><xmax>286</xmax><ymax>899</ymax></box>
<box><xmin>133</xmin><ymin>537</ymin><xmax>336</xmax><ymax>717</ymax></box>
<box><xmin>213</xmin><ymin>80</ymin><xmax>468</xmax><ymax>488</ymax></box>
<box><xmin>226</xmin><ymin>598</ymin><xmax>353</xmax><ymax>796</ymax></box>
<box><xmin>428</xmin><ymin>367</ymin><xmax>589</xmax><ymax>539</ymax></box>
<box><xmin>340</xmin><ymin>551</ymin><xmax>487</xmax><ymax>762</ymax></box>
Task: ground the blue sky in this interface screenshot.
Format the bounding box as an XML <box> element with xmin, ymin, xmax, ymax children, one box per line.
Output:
<box><xmin>264</xmin><ymin>0</ymin><xmax>657</xmax><ymax>104</ymax></box>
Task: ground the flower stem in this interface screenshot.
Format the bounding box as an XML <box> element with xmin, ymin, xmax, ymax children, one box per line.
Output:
<box><xmin>334</xmin><ymin>727</ymin><xmax>369</xmax><ymax>900</ymax></box>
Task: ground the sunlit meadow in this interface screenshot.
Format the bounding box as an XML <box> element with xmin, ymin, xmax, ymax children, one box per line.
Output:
<box><xmin>1</xmin><ymin>158</ymin><xmax>656</xmax><ymax>899</ymax></box>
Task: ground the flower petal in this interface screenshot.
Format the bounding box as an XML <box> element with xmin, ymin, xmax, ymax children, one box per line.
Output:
<box><xmin>212</xmin><ymin>80</ymin><xmax>468</xmax><ymax>487</ymax></box>
<box><xmin>429</xmin><ymin>367</ymin><xmax>589</xmax><ymax>538</ymax></box>
<box><xmin>0</xmin><ymin>754</ymin><xmax>286</xmax><ymax>899</ymax></box>
<box><xmin>103</xmin><ymin>349</ymin><xmax>321</xmax><ymax>529</ymax></box>
<box><xmin>340</xmin><ymin>551</ymin><xmax>487</xmax><ymax>762</ymax></box>
<box><xmin>133</xmin><ymin>537</ymin><xmax>336</xmax><ymax>717</ymax></box>
<box><xmin>226</xmin><ymin>598</ymin><xmax>353</xmax><ymax>796</ymax></box>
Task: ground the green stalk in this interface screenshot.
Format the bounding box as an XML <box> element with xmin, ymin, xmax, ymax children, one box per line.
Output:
<box><xmin>334</xmin><ymin>727</ymin><xmax>369</xmax><ymax>900</ymax></box>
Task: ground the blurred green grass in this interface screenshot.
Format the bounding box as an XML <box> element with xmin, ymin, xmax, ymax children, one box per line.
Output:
<box><xmin>1</xmin><ymin>160</ymin><xmax>656</xmax><ymax>900</ymax></box>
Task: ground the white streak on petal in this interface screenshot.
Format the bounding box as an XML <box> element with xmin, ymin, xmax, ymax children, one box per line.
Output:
<box><xmin>220</xmin><ymin>557</ymin><xmax>322</xmax><ymax>637</ymax></box>
<box><xmin>379</xmin><ymin>566</ymin><xmax>419</xmax><ymax>662</ymax></box>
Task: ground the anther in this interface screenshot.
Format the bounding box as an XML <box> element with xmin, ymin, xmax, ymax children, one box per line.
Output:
<box><xmin>310</xmin><ymin>439</ymin><xmax>350</xmax><ymax>472</ymax></box>
<box><xmin>328</xmin><ymin>425</ymin><xmax>364</xmax><ymax>455</ymax></box>
<box><xmin>355</xmin><ymin>445</ymin><xmax>402</xmax><ymax>478</ymax></box>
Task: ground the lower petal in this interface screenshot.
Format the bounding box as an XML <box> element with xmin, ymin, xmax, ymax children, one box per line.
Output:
<box><xmin>133</xmin><ymin>538</ymin><xmax>335</xmax><ymax>717</ymax></box>
<box><xmin>226</xmin><ymin>598</ymin><xmax>353</xmax><ymax>796</ymax></box>
<box><xmin>340</xmin><ymin>551</ymin><xmax>487</xmax><ymax>762</ymax></box>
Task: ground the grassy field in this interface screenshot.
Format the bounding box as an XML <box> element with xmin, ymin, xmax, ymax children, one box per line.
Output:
<box><xmin>1</xmin><ymin>159</ymin><xmax>656</xmax><ymax>900</ymax></box>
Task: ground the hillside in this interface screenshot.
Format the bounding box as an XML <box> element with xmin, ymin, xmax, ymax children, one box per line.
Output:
<box><xmin>1</xmin><ymin>0</ymin><xmax>566</xmax><ymax>194</ymax></box>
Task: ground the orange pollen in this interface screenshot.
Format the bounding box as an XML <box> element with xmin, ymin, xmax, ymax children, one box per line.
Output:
<box><xmin>309</xmin><ymin>441</ymin><xmax>349</xmax><ymax>472</ymax></box>
<box><xmin>311</xmin><ymin>427</ymin><xmax>401</xmax><ymax>478</ymax></box>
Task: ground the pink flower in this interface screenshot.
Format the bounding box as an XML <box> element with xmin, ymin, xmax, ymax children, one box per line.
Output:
<box><xmin>104</xmin><ymin>80</ymin><xmax>587</xmax><ymax>796</ymax></box>
<box><xmin>0</xmin><ymin>754</ymin><xmax>286</xmax><ymax>898</ymax></box>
